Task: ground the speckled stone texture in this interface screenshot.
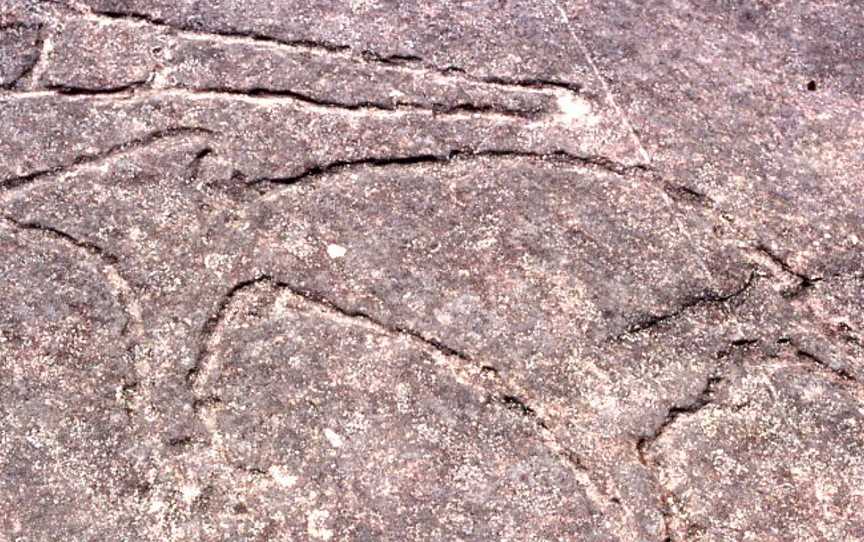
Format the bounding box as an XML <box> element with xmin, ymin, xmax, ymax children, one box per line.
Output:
<box><xmin>1</xmin><ymin>1</ymin><xmax>862</xmax><ymax>541</ymax></box>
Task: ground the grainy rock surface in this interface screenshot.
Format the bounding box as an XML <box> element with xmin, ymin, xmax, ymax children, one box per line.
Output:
<box><xmin>1</xmin><ymin>1</ymin><xmax>862</xmax><ymax>541</ymax></box>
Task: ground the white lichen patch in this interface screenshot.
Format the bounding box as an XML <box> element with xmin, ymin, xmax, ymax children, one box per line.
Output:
<box><xmin>555</xmin><ymin>92</ymin><xmax>598</xmax><ymax>127</ymax></box>
<box><xmin>268</xmin><ymin>465</ymin><xmax>299</xmax><ymax>488</ymax></box>
<box><xmin>326</xmin><ymin>243</ymin><xmax>347</xmax><ymax>259</ymax></box>
<box><xmin>180</xmin><ymin>483</ymin><xmax>201</xmax><ymax>505</ymax></box>
<box><xmin>323</xmin><ymin>427</ymin><xmax>344</xmax><ymax>448</ymax></box>
<box><xmin>307</xmin><ymin>509</ymin><xmax>334</xmax><ymax>540</ymax></box>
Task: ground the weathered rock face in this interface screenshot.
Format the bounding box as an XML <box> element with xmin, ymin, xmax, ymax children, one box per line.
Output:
<box><xmin>643</xmin><ymin>352</ymin><xmax>864</xmax><ymax>542</ymax></box>
<box><xmin>0</xmin><ymin>222</ymin><xmax>147</xmax><ymax>540</ymax></box>
<box><xmin>563</xmin><ymin>0</ymin><xmax>864</xmax><ymax>279</ymax></box>
<box><xmin>0</xmin><ymin>22</ymin><xmax>41</xmax><ymax>88</ymax></box>
<box><xmin>186</xmin><ymin>280</ymin><xmax>616</xmax><ymax>541</ymax></box>
<box><xmin>1</xmin><ymin>1</ymin><xmax>862</xmax><ymax>541</ymax></box>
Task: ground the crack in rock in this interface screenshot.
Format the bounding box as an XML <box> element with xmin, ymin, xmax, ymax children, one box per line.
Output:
<box><xmin>46</xmin><ymin>81</ymin><xmax>149</xmax><ymax>95</ymax></box>
<box><xmin>635</xmin><ymin>372</ymin><xmax>724</xmax><ymax>542</ymax></box>
<box><xmin>2</xmin><ymin>216</ymin><xmax>143</xmax><ymax>336</ymax></box>
<box><xmin>188</xmin><ymin>274</ymin><xmax>471</xmax><ymax>392</ymax></box>
<box><xmin>755</xmin><ymin>244</ymin><xmax>822</xmax><ymax>297</ymax></box>
<box><xmin>175</xmin><ymin>86</ymin><xmax>544</xmax><ymax>119</ymax></box>
<box><xmin>0</xmin><ymin>126</ymin><xmax>214</xmax><ymax>192</ymax></box>
<box><xmin>793</xmin><ymin>346</ymin><xmax>860</xmax><ymax>385</ymax></box>
<box><xmin>631</xmin><ymin>333</ymin><xmax>770</xmax><ymax>541</ymax></box>
<box><xmin>252</xmin><ymin>148</ymin><xmax>648</xmax><ymax>197</ymax></box>
<box><xmin>49</xmin><ymin>4</ymin><xmax>587</xmax><ymax>103</ymax></box>
<box><xmin>2</xmin><ymin>215</ymin><xmax>147</xmax><ymax>404</ymax></box>
<box><xmin>615</xmin><ymin>270</ymin><xmax>756</xmax><ymax>339</ymax></box>
<box><xmin>637</xmin><ymin>375</ymin><xmax>723</xmax><ymax>466</ymax></box>
<box><xmin>89</xmin><ymin>7</ymin><xmax>352</xmax><ymax>54</ymax></box>
<box><xmin>24</xmin><ymin>84</ymin><xmax>544</xmax><ymax>119</ymax></box>
<box><xmin>3</xmin><ymin>216</ymin><xmax>120</xmax><ymax>265</ymax></box>
<box><xmin>187</xmin><ymin>274</ymin><xmax>623</xmax><ymax>531</ymax></box>
<box><xmin>633</xmin><ymin>331</ymin><xmax>859</xmax><ymax>542</ymax></box>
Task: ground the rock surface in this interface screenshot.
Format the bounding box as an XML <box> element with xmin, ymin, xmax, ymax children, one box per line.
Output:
<box><xmin>1</xmin><ymin>1</ymin><xmax>862</xmax><ymax>541</ymax></box>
